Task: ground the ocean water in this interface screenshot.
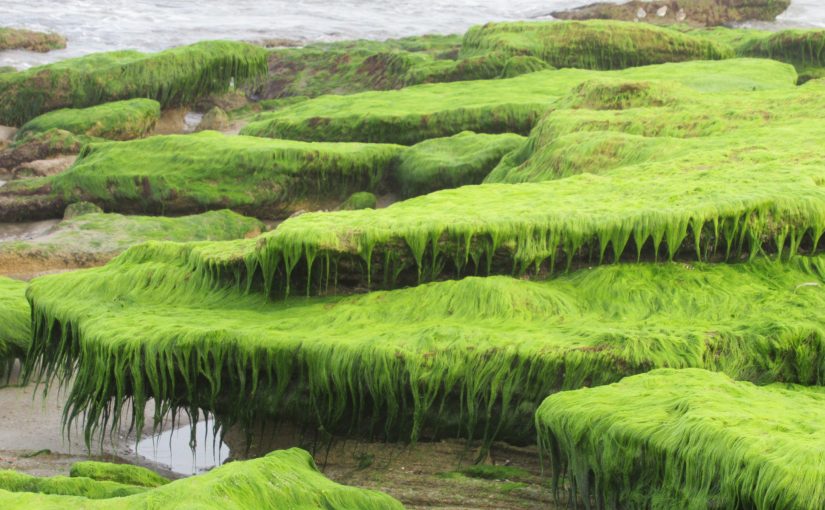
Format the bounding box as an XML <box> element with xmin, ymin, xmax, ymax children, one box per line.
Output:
<box><xmin>1</xmin><ymin>1</ymin><xmax>822</xmax><ymax>69</ymax></box>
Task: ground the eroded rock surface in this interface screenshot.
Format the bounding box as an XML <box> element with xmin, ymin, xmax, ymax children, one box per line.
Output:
<box><xmin>552</xmin><ymin>0</ymin><xmax>791</xmax><ymax>27</ymax></box>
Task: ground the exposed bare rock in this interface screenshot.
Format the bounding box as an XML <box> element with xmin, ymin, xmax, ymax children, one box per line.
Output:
<box><xmin>12</xmin><ymin>155</ymin><xmax>77</xmax><ymax>178</ymax></box>
<box><xmin>0</xmin><ymin>126</ymin><xmax>16</xmax><ymax>144</ymax></box>
<box><xmin>551</xmin><ymin>0</ymin><xmax>791</xmax><ymax>27</ymax></box>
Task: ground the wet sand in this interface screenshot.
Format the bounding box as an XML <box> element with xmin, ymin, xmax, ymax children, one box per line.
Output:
<box><xmin>0</xmin><ymin>365</ymin><xmax>181</xmax><ymax>479</ymax></box>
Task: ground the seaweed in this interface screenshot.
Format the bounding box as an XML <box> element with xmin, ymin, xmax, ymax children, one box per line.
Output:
<box><xmin>0</xmin><ymin>277</ymin><xmax>29</xmax><ymax>380</ymax></box>
<box><xmin>23</xmin><ymin>253</ymin><xmax>825</xmax><ymax>448</ymax></box>
<box><xmin>2</xmin><ymin>132</ymin><xmax>404</xmax><ymax>218</ymax></box>
<box><xmin>392</xmin><ymin>131</ymin><xmax>525</xmax><ymax>198</ymax></box>
<box><xmin>0</xmin><ymin>471</ymin><xmax>147</xmax><ymax>499</ymax></box>
<box><xmin>535</xmin><ymin>369</ymin><xmax>825</xmax><ymax>509</ymax></box>
<box><xmin>460</xmin><ymin>20</ymin><xmax>733</xmax><ymax>70</ymax></box>
<box><xmin>0</xmin><ymin>448</ymin><xmax>403</xmax><ymax>509</ymax></box>
<box><xmin>16</xmin><ymin>99</ymin><xmax>161</xmax><ymax>141</ymax></box>
<box><xmin>339</xmin><ymin>191</ymin><xmax>377</xmax><ymax>210</ymax></box>
<box><xmin>240</xmin><ymin>58</ymin><xmax>793</xmax><ymax>144</ymax></box>
<box><xmin>69</xmin><ymin>462</ymin><xmax>169</xmax><ymax>488</ymax></box>
<box><xmin>0</xmin><ymin>40</ymin><xmax>268</xmax><ymax>126</ymax></box>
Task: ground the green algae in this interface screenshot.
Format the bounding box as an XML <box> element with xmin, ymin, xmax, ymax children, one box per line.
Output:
<box><xmin>459</xmin><ymin>465</ymin><xmax>529</xmax><ymax>481</ymax></box>
<box><xmin>41</xmin><ymin>62</ymin><xmax>810</xmax><ymax>297</ymax></box>
<box><xmin>0</xmin><ymin>448</ymin><xmax>403</xmax><ymax>509</ymax></box>
<box><xmin>0</xmin><ymin>41</ymin><xmax>268</xmax><ymax>126</ymax></box>
<box><xmin>6</xmin><ymin>132</ymin><xmax>403</xmax><ymax>217</ymax></box>
<box><xmin>0</xmin><ymin>471</ymin><xmax>147</xmax><ymax>499</ymax></box>
<box><xmin>240</xmin><ymin>58</ymin><xmax>793</xmax><ymax>144</ymax></box>
<box><xmin>0</xmin><ymin>277</ymin><xmax>29</xmax><ymax>379</ymax></box>
<box><xmin>737</xmin><ymin>29</ymin><xmax>825</xmax><ymax>82</ymax></box>
<box><xmin>340</xmin><ymin>191</ymin><xmax>377</xmax><ymax>210</ymax></box>
<box><xmin>261</xmin><ymin>35</ymin><xmax>463</xmax><ymax>98</ymax></box>
<box><xmin>23</xmin><ymin>251</ymin><xmax>825</xmax><ymax>447</ymax></box>
<box><xmin>535</xmin><ymin>368</ymin><xmax>825</xmax><ymax>509</ymax></box>
<box><xmin>460</xmin><ymin>20</ymin><xmax>732</xmax><ymax>70</ymax></box>
<box><xmin>16</xmin><ymin>99</ymin><xmax>161</xmax><ymax>141</ymax></box>
<box><xmin>392</xmin><ymin>131</ymin><xmax>525</xmax><ymax>198</ymax></box>
<box><xmin>254</xmin><ymin>21</ymin><xmax>785</xmax><ymax>101</ymax></box>
<box><xmin>486</xmin><ymin>70</ymin><xmax>824</xmax><ymax>185</ymax></box>
<box><xmin>69</xmin><ymin>462</ymin><xmax>169</xmax><ymax>488</ymax></box>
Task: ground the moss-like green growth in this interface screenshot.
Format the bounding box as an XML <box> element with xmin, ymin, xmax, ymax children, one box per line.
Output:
<box><xmin>0</xmin><ymin>448</ymin><xmax>403</xmax><ymax>509</ymax></box>
<box><xmin>0</xmin><ymin>28</ymin><xmax>66</xmax><ymax>52</ymax></box>
<box><xmin>24</xmin><ymin>251</ymin><xmax>825</xmax><ymax>447</ymax></box>
<box><xmin>736</xmin><ymin>29</ymin><xmax>825</xmax><ymax>82</ymax></box>
<box><xmin>69</xmin><ymin>462</ymin><xmax>169</xmax><ymax>488</ymax></box>
<box><xmin>240</xmin><ymin>58</ymin><xmax>793</xmax><ymax>144</ymax></box>
<box><xmin>10</xmin><ymin>132</ymin><xmax>403</xmax><ymax>218</ymax></box>
<box><xmin>195</xmin><ymin>106</ymin><xmax>229</xmax><ymax>132</ymax></box>
<box><xmin>261</xmin><ymin>34</ymin><xmax>466</xmax><ymax>98</ymax></box>
<box><xmin>679</xmin><ymin>26</ymin><xmax>825</xmax><ymax>83</ymax></box>
<box><xmin>499</xmin><ymin>55</ymin><xmax>551</xmax><ymax>78</ymax></box>
<box><xmin>536</xmin><ymin>369</ymin><xmax>825</xmax><ymax>509</ymax></box>
<box><xmin>16</xmin><ymin>99</ymin><xmax>161</xmax><ymax>141</ymax></box>
<box><xmin>62</xmin><ymin>201</ymin><xmax>103</xmax><ymax>219</ymax></box>
<box><xmin>0</xmin><ymin>471</ymin><xmax>147</xmax><ymax>499</ymax></box>
<box><xmin>393</xmin><ymin>131</ymin><xmax>525</xmax><ymax>198</ymax></box>
<box><xmin>0</xmin><ymin>209</ymin><xmax>264</xmax><ymax>272</ymax></box>
<box><xmin>257</xmin><ymin>20</ymin><xmax>756</xmax><ymax>100</ymax></box>
<box><xmin>485</xmin><ymin>70</ymin><xmax>817</xmax><ymax>185</ymax></box>
<box><xmin>0</xmin><ymin>277</ymin><xmax>29</xmax><ymax>379</ymax></box>
<box><xmin>0</xmin><ymin>41</ymin><xmax>268</xmax><ymax>126</ymax></box>
<box><xmin>459</xmin><ymin>465</ymin><xmax>529</xmax><ymax>481</ymax></box>
<box><xmin>340</xmin><ymin>191</ymin><xmax>377</xmax><ymax>210</ymax></box>
<box><xmin>460</xmin><ymin>21</ymin><xmax>733</xmax><ymax>70</ymax></box>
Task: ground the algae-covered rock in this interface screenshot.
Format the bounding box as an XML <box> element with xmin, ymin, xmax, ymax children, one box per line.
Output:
<box><xmin>0</xmin><ymin>40</ymin><xmax>268</xmax><ymax>126</ymax></box>
<box><xmin>461</xmin><ymin>20</ymin><xmax>733</xmax><ymax>70</ymax></box>
<box><xmin>499</xmin><ymin>55</ymin><xmax>551</xmax><ymax>78</ymax></box>
<box><xmin>0</xmin><ymin>131</ymin><xmax>403</xmax><ymax>220</ymax></box>
<box><xmin>0</xmin><ymin>470</ymin><xmax>147</xmax><ymax>499</ymax></box>
<box><xmin>62</xmin><ymin>201</ymin><xmax>103</xmax><ymax>219</ymax></box>
<box><xmin>0</xmin><ymin>209</ymin><xmax>264</xmax><ymax>275</ymax></box>
<box><xmin>0</xmin><ymin>28</ymin><xmax>66</xmax><ymax>52</ymax></box>
<box><xmin>393</xmin><ymin>131</ymin><xmax>525</xmax><ymax>198</ymax></box>
<box><xmin>737</xmin><ymin>29</ymin><xmax>825</xmax><ymax>72</ymax></box>
<box><xmin>339</xmin><ymin>191</ymin><xmax>377</xmax><ymax>210</ymax></box>
<box><xmin>551</xmin><ymin>0</ymin><xmax>791</xmax><ymax>27</ymax></box>
<box><xmin>69</xmin><ymin>462</ymin><xmax>169</xmax><ymax>488</ymax></box>
<box><xmin>0</xmin><ymin>129</ymin><xmax>90</xmax><ymax>170</ymax></box>
<box><xmin>0</xmin><ymin>448</ymin><xmax>403</xmax><ymax>509</ymax></box>
<box><xmin>195</xmin><ymin>106</ymin><xmax>229</xmax><ymax>132</ymax></box>
<box><xmin>24</xmin><ymin>248</ymin><xmax>825</xmax><ymax>446</ymax></box>
<box><xmin>241</xmin><ymin>58</ymin><xmax>784</xmax><ymax>145</ymax></box>
<box><xmin>16</xmin><ymin>99</ymin><xmax>161</xmax><ymax>141</ymax></box>
<box><xmin>259</xmin><ymin>34</ymin><xmax>466</xmax><ymax>99</ymax></box>
<box><xmin>555</xmin><ymin>78</ymin><xmax>685</xmax><ymax>110</ymax></box>
<box><xmin>0</xmin><ymin>277</ymin><xmax>28</xmax><ymax>380</ymax></box>
<box><xmin>536</xmin><ymin>369</ymin><xmax>825</xmax><ymax>509</ymax></box>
